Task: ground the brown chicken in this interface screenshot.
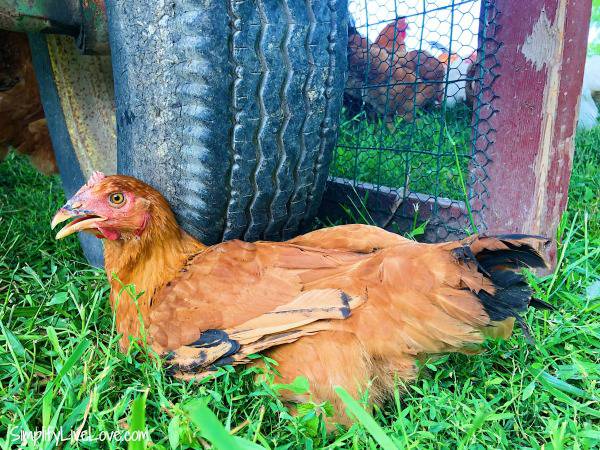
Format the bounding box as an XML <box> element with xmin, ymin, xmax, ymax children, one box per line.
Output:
<box><xmin>401</xmin><ymin>49</ymin><xmax>446</xmax><ymax>105</ymax></box>
<box><xmin>374</xmin><ymin>17</ymin><xmax>445</xmax><ymax>107</ymax></box>
<box><xmin>343</xmin><ymin>22</ymin><xmax>373</xmax><ymax>118</ymax></box>
<box><xmin>345</xmin><ymin>21</ymin><xmax>443</xmax><ymax>127</ymax></box>
<box><xmin>51</xmin><ymin>172</ymin><xmax>552</xmax><ymax>425</ymax></box>
<box><xmin>365</xmin><ymin>45</ymin><xmax>441</xmax><ymax>126</ymax></box>
<box><xmin>0</xmin><ymin>31</ymin><xmax>57</xmax><ymax>175</ymax></box>
<box><xmin>374</xmin><ymin>17</ymin><xmax>408</xmax><ymax>54</ymax></box>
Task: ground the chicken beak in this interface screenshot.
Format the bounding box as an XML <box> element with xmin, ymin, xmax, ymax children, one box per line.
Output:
<box><xmin>51</xmin><ymin>209</ymin><xmax>72</xmax><ymax>230</ymax></box>
<box><xmin>51</xmin><ymin>207</ymin><xmax>106</xmax><ymax>240</ymax></box>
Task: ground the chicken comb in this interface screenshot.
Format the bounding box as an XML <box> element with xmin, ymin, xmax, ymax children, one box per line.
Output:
<box><xmin>396</xmin><ymin>17</ymin><xmax>408</xmax><ymax>31</ymax></box>
<box><xmin>86</xmin><ymin>171</ymin><xmax>106</xmax><ymax>186</ymax></box>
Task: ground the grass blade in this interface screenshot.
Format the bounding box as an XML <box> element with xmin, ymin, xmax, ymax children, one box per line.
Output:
<box><xmin>444</xmin><ymin>125</ymin><xmax>476</xmax><ymax>234</ymax></box>
<box><xmin>52</xmin><ymin>338</ymin><xmax>90</xmax><ymax>388</ymax></box>
<box><xmin>533</xmin><ymin>368</ymin><xmax>598</xmax><ymax>401</ymax></box>
<box><xmin>184</xmin><ymin>398</ymin><xmax>264</xmax><ymax>450</ymax></box>
<box><xmin>459</xmin><ymin>407</ymin><xmax>490</xmax><ymax>449</ymax></box>
<box><xmin>128</xmin><ymin>391</ymin><xmax>148</xmax><ymax>450</ymax></box>
<box><xmin>334</xmin><ymin>386</ymin><xmax>400</xmax><ymax>450</ymax></box>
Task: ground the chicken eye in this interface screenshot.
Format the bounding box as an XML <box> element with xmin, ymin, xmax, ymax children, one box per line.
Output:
<box><xmin>108</xmin><ymin>192</ymin><xmax>125</xmax><ymax>206</ymax></box>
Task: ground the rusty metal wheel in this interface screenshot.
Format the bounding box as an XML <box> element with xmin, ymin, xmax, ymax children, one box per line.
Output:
<box><xmin>29</xmin><ymin>33</ymin><xmax>115</xmax><ymax>266</ymax></box>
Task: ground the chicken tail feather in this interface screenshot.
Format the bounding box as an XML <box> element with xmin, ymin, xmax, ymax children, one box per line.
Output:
<box><xmin>454</xmin><ymin>234</ymin><xmax>550</xmax><ymax>340</ymax></box>
<box><xmin>529</xmin><ymin>297</ymin><xmax>556</xmax><ymax>311</ymax></box>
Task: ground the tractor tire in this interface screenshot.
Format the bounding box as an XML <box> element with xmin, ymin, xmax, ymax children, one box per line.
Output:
<box><xmin>106</xmin><ymin>0</ymin><xmax>348</xmax><ymax>243</ymax></box>
<box><xmin>30</xmin><ymin>0</ymin><xmax>347</xmax><ymax>268</ymax></box>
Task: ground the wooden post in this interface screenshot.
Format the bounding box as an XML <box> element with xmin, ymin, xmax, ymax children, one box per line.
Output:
<box><xmin>473</xmin><ymin>0</ymin><xmax>591</xmax><ymax>265</ymax></box>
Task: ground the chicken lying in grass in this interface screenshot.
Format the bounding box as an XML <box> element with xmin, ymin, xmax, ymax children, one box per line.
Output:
<box><xmin>52</xmin><ymin>172</ymin><xmax>553</xmax><ymax>424</ymax></box>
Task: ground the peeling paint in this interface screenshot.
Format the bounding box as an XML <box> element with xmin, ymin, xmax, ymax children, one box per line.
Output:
<box><xmin>520</xmin><ymin>9</ymin><xmax>561</xmax><ymax>71</ymax></box>
<box><xmin>528</xmin><ymin>0</ymin><xmax>568</xmax><ymax>234</ymax></box>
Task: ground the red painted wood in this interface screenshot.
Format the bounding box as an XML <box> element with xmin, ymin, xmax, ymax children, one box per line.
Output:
<box><xmin>473</xmin><ymin>0</ymin><xmax>591</xmax><ymax>266</ymax></box>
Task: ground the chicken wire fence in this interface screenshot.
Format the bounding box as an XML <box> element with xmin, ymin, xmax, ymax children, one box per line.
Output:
<box><xmin>328</xmin><ymin>0</ymin><xmax>499</xmax><ymax>241</ymax></box>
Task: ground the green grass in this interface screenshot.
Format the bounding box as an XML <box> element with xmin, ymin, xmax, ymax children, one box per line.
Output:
<box><xmin>1</xmin><ymin>125</ymin><xmax>599</xmax><ymax>449</ymax></box>
<box><xmin>330</xmin><ymin>104</ymin><xmax>473</xmax><ymax>199</ymax></box>
<box><xmin>590</xmin><ymin>2</ymin><xmax>600</xmax><ymax>55</ymax></box>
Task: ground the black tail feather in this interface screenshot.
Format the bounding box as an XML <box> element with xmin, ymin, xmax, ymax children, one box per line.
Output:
<box><xmin>477</xmin><ymin>247</ymin><xmax>547</xmax><ymax>273</ymax></box>
<box><xmin>529</xmin><ymin>297</ymin><xmax>556</xmax><ymax>311</ymax></box>
<box><xmin>455</xmin><ymin>235</ymin><xmax>551</xmax><ymax>340</ymax></box>
<box><xmin>488</xmin><ymin>270</ymin><xmax>524</xmax><ymax>288</ymax></box>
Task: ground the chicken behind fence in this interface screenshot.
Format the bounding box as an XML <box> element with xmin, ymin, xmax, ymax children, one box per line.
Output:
<box><xmin>345</xmin><ymin>22</ymin><xmax>444</xmax><ymax>127</ymax></box>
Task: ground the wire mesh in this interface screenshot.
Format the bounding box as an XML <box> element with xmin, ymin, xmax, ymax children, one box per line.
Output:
<box><xmin>329</xmin><ymin>0</ymin><xmax>497</xmax><ymax>241</ymax></box>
